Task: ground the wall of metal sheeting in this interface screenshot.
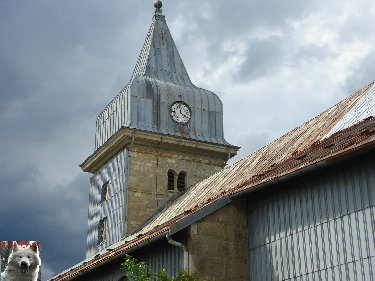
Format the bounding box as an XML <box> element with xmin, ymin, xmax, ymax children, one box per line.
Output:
<box><xmin>248</xmin><ymin>152</ymin><xmax>375</xmax><ymax>281</ymax></box>
<box><xmin>86</xmin><ymin>149</ymin><xmax>129</xmax><ymax>258</ymax></box>
<box><xmin>78</xmin><ymin>240</ymin><xmax>182</xmax><ymax>281</ymax></box>
<box><xmin>77</xmin><ymin>258</ymin><xmax>124</xmax><ymax>281</ymax></box>
<box><xmin>134</xmin><ymin>239</ymin><xmax>184</xmax><ymax>278</ymax></box>
<box><xmin>94</xmin><ymin>76</ymin><xmax>227</xmax><ymax>150</ymax></box>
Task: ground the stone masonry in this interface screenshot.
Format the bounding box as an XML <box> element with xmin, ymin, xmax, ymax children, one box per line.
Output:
<box><xmin>81</xmin><ymin>128</ymin><xmax>238</xmax><ymax>239</ymax></box>
<box><xmin>187</xmin><ymin>198</ymin><xmax>249</xmax><ymax>281</ymax></box>
<box><xmin>126</xmin><ymin>140</ymin><xmax>226</xmax><ymax>235</ymax></box>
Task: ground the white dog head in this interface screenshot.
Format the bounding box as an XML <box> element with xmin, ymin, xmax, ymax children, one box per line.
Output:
<box><xmin>8</xmin><ymin>242</ymin><xmax>41</xmax><ymax>275</ymax></box>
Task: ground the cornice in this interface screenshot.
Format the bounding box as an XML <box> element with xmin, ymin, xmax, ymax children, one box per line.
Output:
<box><xmin>80</xmin><ymin>127</ymin><xmax>240</xmax><ymax>174</ymax></box>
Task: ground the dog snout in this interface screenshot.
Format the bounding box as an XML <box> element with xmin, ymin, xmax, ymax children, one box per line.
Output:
<box><xmin>20</xmin><ymin>261</ymin><xmax>28</xmax><ymax>269</ymax></box>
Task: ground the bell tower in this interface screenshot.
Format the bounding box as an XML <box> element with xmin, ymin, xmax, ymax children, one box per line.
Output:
<box><xmin>81</xmin><ymin>1</ymin><xmax>239</xmax><ymax>258</ymax></box>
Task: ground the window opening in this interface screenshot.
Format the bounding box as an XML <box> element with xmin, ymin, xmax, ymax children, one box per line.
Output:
<box><xmin>177</xmin><ymin>171</ymin><xmax>186</xmax><ymax>191</ymax></box>
<box><xmin>101</xmin><ymin>181</ymin><xmax>110</xmax><ymax>202</ymax></box>
<box><xmin>168</xmin><ymin>170</ymin><xmax>175</xmax><ymax>191</ymax></box>
<box><xmin>98</xmin><ymin>217</ymin><xmax>107</xmax><ymax>244</ymax></box>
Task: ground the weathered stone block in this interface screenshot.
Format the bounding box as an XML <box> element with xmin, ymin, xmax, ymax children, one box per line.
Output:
<box><xmin>187</xmin><ymin>198</ymin><xmax>249</xmax><ymax>281</ymax></box>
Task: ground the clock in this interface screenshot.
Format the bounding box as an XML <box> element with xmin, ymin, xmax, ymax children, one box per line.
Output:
<box><xmin>170</xmin><ymin>101</ymin><xmax>191</xmax><ymax>124</ymax></box>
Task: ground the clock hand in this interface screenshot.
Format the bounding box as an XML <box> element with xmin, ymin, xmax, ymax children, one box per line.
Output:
<box><xmin>181</xmin><ymin>109</ymin><xmax>189</xmax><ymax>119</ymax></box>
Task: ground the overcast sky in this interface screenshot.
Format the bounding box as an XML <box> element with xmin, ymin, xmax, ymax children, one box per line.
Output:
<box><xmin>1</xmin><ymin>0</ymin><xmax>375</xmax><ymax>279</ymax></box>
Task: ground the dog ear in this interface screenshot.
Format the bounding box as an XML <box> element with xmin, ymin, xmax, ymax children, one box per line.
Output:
<box><xmin>11</xmin><ymin>241</ymin><xmax>19</xmax><ymax>251</ymax></box>
<box><xmin>30</xmin><ymin>242</ymin><xmax>39</xmax><ymax>253</ymax></box>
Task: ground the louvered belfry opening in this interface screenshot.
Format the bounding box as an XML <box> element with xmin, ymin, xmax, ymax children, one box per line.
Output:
<box><xmin>167</xmin><ymin>170</ymin><xmax>175</xmax><ymax>190</ymax></box>
<box><xmin>177</xmin><ymin>171</ymin><xmax>186</xmax><ymax>191</ymax></box>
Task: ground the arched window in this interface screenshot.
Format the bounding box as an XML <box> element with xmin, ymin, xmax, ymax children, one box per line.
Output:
<box><xmin>177</xmin><ymin>171</ymin><xmax>186</xmax><ymax>191</ymax></box>
<box><xmin>167</xmin><ymin>170</ymin><xmax>176</xmax><ymax>191</ymax></box>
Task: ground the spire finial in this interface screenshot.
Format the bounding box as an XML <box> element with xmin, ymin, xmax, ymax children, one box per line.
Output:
<box><xmin>154</xmin><ymin>0</ymin><xmax>162</xmax><ymax>14</ymax></box>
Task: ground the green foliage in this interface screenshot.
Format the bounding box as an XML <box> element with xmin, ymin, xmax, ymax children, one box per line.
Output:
<box><xmin>121</xmin><ymin>254</ymin><xmax>150</xmax><ymax>281</ymax></box>
<box><xmin>154</xmin><ymin>268</ymin><xmax>202</xmax><ymax>281</ymax></box>
<box><xmin>121</xmin><ymin>254</ymin><xmax>213</xmax><ymax>281</ymax></box>
<box><xmin>174</xmin><ymin>270</ymin><xmax>203</xmax><ymax>281</ymax></box>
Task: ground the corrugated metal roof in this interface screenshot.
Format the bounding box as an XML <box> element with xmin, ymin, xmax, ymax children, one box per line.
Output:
<box><xmin>137</xmin><ymin>81</ymin><xmax>375</xmax><ymax>234</ymax></box>
<box><xmin>52</xmin><ymin>81</ymin><xmax>375</xmax><ymax>281</ymax></box>
<box><xmin>323</xmin><ymin>83</ymin><xmax>375</xmax><ymax>139</ymax></box>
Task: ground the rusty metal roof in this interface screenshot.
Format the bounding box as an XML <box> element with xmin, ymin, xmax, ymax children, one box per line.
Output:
<box><xmin>137</xmin><ymin>81</ymin><xmax>375</xmax><ymax>234</ymax></box>
<box><xmin>52</xmin><ymin>81</ymin><xmax>375</xmax><ymax>281</ymax></box>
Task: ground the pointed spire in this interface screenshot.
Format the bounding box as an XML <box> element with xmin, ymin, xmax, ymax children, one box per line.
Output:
<box><xmin>131</xmin><ymin>1</ymin><xmax>191</xmax><ymax>84</ymax></box>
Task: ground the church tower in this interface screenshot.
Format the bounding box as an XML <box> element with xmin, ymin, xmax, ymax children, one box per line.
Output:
<box><xmin>81</xmin><ymin>1</ymin><xmax>239</xmax><ymax>258</ymax></box>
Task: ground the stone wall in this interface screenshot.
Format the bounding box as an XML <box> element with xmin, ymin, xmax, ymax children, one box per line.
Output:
<box><xmin>187</xmin><ymin>198</ymin><xmax>249</xmax><ymax>281</ymax></box>
<box><xmin>126</xmin><ymin>145</ymin><xmax>224</xmax><ymax>235</ymax></box>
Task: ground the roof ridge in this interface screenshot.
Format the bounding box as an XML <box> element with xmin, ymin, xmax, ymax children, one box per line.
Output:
<box><xmin>236</xmin><ymin>80</ymin><xmax>375</xmax><ymax>165</ymax></box>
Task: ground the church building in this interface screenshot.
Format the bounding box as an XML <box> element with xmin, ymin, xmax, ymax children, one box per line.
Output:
<box><xmin>52</xmin><ymin>1</ymin><xmax>375</xmax><ymax>281</ymax></box>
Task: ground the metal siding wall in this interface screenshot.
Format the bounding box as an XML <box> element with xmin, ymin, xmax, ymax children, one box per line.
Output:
<box><xmin>86</xmin><ymin>149</ymin><xmax>129</xmax><ymax>258</ymax></box>
<box><xmin>248</xmin><ymin>155</ymin><xmax>375</xmax><ymax>281</ymax></box>
<box><xmin>79</xmin><ymin>242</ymin><xmax>182</xmax><ymax>281</ymax></box>
<box><xmin>78</xmin><ymin>258</ymin><xmax>124</xmax><ymax>281</ymax></box>
<box><xmin>137</xmin><ymin>242</ymin><xmax>184</xmax><ymax>278</ymax></box>
<box><xmin>94</xmin><ymin>78</ymin><xmax>228</xmax><ymax>150</ymax></box>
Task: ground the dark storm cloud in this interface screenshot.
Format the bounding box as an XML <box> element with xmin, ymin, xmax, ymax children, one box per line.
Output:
<box><xmin>0</xmin><ymin>158</ymin><xmax>89</xmax><ymax>277</ymax></box>
<box><xmin>0</xmin><ymin>56</ymin><xmax>33</xmax><ymax>108</ymax></box>
<box><xmin>0</xmin><ymin>1</ymin><xmax>144</xmax><ymax>278</ymax></box>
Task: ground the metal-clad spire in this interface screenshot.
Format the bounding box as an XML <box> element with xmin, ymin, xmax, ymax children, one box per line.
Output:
<box><xmin>130</xmin><ymin>3</ymin><xmax>191</xmax><ymax>83</ymax></box>
<box><xmin>93</xmin><ymin>2</ymin><xmax>232</xmax><ymax>150</ymax></box>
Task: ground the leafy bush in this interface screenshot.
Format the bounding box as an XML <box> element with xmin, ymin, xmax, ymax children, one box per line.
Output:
<box><xmin>121</xmin><ymin>254</ymin><xmax>213</xmax><ymax>281</ymax></box>
<box><xmin>121</xmin><ymin>254</ymin><xmax>150</xmax><ymax>281</ymax></box>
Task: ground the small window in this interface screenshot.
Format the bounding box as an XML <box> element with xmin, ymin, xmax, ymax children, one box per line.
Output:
<box><xmin>101</xmin><ymin>181</ymin><xmax>110</xmax><ymax>202</ymax></box>
<box><xmin>167</xmin><ymin>170</ymin><xmax>176</xmax><ymax>191</ymax></box>
<box><xmin>98</xmin><ymin>217</ymin><xmax>107</xmax><ymax>244</ymax></box>
<box><xmin>177</xmin><ymin>172</ymin><xmax>186</xmax><ymax>191</ymax></box>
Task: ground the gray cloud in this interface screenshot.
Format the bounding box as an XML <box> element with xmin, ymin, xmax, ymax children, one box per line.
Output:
<box><xmin>344</xmin><ymin>50</ymin><xmax>375</xmax><ymax>93</ymax></box>
<box><xmin>237</xmin><ymin>36</ymin><xmax>286</xmax><ymax>81</ymax></box>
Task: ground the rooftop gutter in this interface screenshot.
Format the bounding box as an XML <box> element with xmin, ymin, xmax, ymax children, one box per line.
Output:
<box><xmin>51</xmin><ymin>231</ymin><xmax>167</xmax><ymax>281</ymax></box>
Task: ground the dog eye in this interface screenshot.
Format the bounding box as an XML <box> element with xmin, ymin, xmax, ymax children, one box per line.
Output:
<box><xmin>27</xmin><ymin>255</ymin><xmax>30</xmax><ymax>258</ymax></box>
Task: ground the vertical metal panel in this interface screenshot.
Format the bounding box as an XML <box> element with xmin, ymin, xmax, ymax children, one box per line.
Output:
<box><xmin>75</xmin><ymin>258</ymin><xmax>124</xmax><ymax>281</ymax></box>
<box><xmin>82</xmin><ymin>240</ymin><xmax>183</xmax><ymax>281</ymax></box>
<box><xmin>135</xmin><ymin>240</ymin><xmax>184</xmax><ymax>278</ymax></box>
<box><xmin>248</xmin><ymin>154</ymin><xmax>375</xmax><ymax>280</ymax></box>
<box><xmin>86</xmin><ymin>149</ymin><xmax>129</xmax><ymax>258</ymax></box>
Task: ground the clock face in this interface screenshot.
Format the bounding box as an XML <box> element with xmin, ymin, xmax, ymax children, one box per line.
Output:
<box><xmin>170</xmin><ymin>102</ymin><xmax>191</xmax><ymax>124</ymax></box>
